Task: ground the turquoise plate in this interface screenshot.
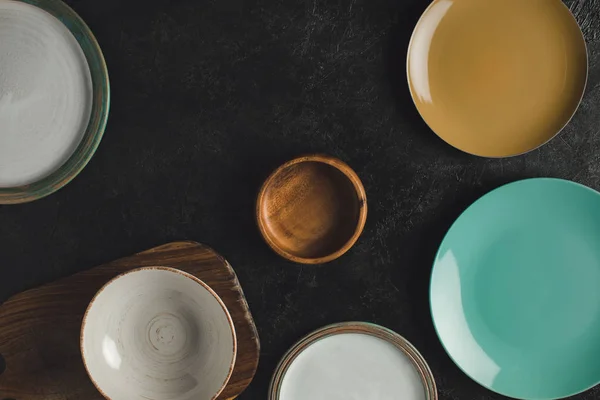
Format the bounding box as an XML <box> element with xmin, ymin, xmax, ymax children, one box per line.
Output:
<box><xmin>431</xmin><ymin>178</ymin><xmax>600</xmax><ymax>400</ymax></box>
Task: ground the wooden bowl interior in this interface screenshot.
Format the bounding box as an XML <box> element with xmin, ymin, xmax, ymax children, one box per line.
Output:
<box><xmin>259</xmin><ymin>160</ymin><xmax>363</xmax><ymax>260</ymax></box>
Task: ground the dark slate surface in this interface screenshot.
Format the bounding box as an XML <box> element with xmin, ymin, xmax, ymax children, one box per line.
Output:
<box><xmin>2</xmin><ymin>0</ymin><xmax>600</xmax><ymax>399</ymax></box>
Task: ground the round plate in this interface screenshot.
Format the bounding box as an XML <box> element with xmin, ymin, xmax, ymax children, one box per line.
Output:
<box><xmin>0</xmin><ymin>0</ymin><xmax>109</xmax><ymax>204</ymax></box>
<box><xmin>431</xmin><ymin>178</ymin><xmax>600</xmax><ymax>399</ymax></box>
<box><xmin>269</xmin><ymin>322</ymin><xmax>437</xmax><ymax>400</ymax></box>
<box><xmin>407</xmin><ymin>0</ymin><xmax>587</xmax><ymax>157</ymax></box>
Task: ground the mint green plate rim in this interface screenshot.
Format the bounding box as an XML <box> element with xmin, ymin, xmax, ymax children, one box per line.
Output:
<box><xmin>0</xmin><ymin>0</ymin><xmax>110</xmax><ymax>205</ymax></box>
<box><xmin>429</xmin><ymin>178</ymin><xmax>600</xmax><ymax>400</ymax></box>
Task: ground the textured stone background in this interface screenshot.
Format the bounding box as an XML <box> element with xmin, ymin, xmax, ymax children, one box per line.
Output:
<box><xmin>1</xmin><ymin>0</ymin><xmax>600</xmax><ymax>398</ymax></box>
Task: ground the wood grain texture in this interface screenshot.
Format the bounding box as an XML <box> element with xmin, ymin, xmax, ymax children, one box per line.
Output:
<box><xmin>0</xmin><ymin>241</ymin><xmax>259</xmax><ymax>400</ymax></box>
<box><xmin>256</xmin><ymin>154</ymin><xmax>367</xmax><ymax>264</ymax></box>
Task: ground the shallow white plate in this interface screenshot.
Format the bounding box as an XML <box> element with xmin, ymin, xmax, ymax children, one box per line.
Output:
<box><xmin>0</xmin><ymin>0</ymin><xmax>109</xmax><ymax>203</ymax></box>
<box><xmin>269</xmin><ymin>322</ymin><xmax>437</xmax><ymax>400</ymax></box>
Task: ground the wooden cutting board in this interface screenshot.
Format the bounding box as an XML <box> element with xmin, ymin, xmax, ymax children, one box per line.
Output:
<box><xmin>0</xmin><ymin>241</ymin><xmax>260</xmax><ymax>400</ymax></box>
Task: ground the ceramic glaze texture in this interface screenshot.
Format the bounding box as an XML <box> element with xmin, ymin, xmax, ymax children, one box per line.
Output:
<box><xmin>0</xmin><ymin>0</ymin><xmax>93</xmax><ymax>187</ymax></box>
<box><xmin>431</xmin><ymin>179</ymin><xmax>600</xmax><ymax>399</ymax></box>
<box><xmin>407</xmin><ymin>0</ymin><xmax>587</xmax><ymax>157</ymax></box>
<box><xmin>81</xmin><ymin>268</ymin><xmax>237</xmax><ymax>400</ymax></box>
<box><xmin>277</xmin><ymin>332</ymin><xmax>430</xmax><ymax>400</ymax></box>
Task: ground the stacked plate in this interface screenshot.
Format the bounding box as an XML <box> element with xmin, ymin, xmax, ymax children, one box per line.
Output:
<box><xmin>0</xmin><ymin>0</ymin><xmax>109</xmax><ymax>204</ymax></box>
<box><xmin>269</xmin><ymin>322</ymin><xmax>436</xmax><ymax>400</ymax></box>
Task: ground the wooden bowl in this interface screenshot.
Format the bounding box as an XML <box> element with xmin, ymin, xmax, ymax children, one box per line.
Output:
<box><xmin>257</xmin><ymin>155</ymin><xmax>367</xmax><ymax>264</ymax></box>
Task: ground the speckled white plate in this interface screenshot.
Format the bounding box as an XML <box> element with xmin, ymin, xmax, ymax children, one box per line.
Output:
<box><xmin>269</xmin><ymin>322</ymin><xmax>437</xmax><ymax>400</ymax></box>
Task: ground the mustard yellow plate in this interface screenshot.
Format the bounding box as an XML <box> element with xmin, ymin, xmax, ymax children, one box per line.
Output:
<box><xmin>407</xmin><ymin>0</ymin><xmax>587</xmax><ymax>157</ymax></box>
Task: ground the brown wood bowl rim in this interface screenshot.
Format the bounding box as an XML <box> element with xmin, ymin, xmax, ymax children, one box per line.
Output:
<box><xmin>256</xmin><ymin>154</ymin><xmax>368</xmax><ymax>264</ymax></box>
<box><xmin>79</xmin><ymin>266</ymin><xmax>238</xmax><ymax>400</ymax></box>
<box><xmin>268</xmin><ymin>321</ymin><xmax>438</xmax><ymax>400</ymax></box>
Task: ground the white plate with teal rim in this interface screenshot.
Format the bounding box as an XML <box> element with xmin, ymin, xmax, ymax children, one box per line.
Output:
<box><xmin>0</xmin><ymin>0</ymin><xmax>109</xmax><ymax>204</ymax></box>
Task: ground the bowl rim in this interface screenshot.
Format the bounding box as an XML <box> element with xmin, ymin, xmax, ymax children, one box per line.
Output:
<box><xmin>405</xmin><ymin>0</ymin><xmax>589</xmax><ymax>159</ymax></box>
<box><xmin>256</xmin><ymin>154</ymin><xmax>368</xmax><ymax>264</ymax></box>
<box><xmin>0</xmin><ymin>0</ymin><xmax>110</xmax><ymax>204</ymax></box>
<box><xmin>268</xmin><ymin>321</ymin><xmax>438</xmax><ymax>400</ymax></box>
<box><xmin>80</xmin><ymin>266</ymin><xmax>237</xmax><ymax>400</ymax></box>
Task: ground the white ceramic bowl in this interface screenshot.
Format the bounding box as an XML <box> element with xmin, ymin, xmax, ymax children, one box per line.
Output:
<box><xmin>81</xmin><ymin>267</ymin><xmax>237</xmax><ymax>400</ymax></box>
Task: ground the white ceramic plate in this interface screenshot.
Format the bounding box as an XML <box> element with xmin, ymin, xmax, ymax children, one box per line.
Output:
<box><xmin>81</xmin><ymin>267</ymin><xmax>237</xmax><ymax>400</ymax></box>
<box><xmin>269</xmin><ymin>322</ymin><xmax>437</xmax><ymax>400</ymax></box>
<box><xmin>0</xmin><ymin>0</ymin><xmax>91</xmax><ymax>187</ymax></box>
<box><xmin>0</xmin><ymin>0</ymin><xmax>109</xmax><ymax>204</ymax></box>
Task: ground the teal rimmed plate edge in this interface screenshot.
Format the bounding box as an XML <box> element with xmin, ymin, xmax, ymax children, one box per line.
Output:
<box><xmin>268</xmin><ymin>321</ymin><xmax>437</xmax><ymax>400</ymax></box>
<box><xmin>0</xmin><ymin>0</ymin><xmax>110</xmax><ymax>204</ymax></box>
<box><xmin>429</xmin><ymin>177</ymin><xmax>600</xmax><ymax>400</ymax></box>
